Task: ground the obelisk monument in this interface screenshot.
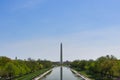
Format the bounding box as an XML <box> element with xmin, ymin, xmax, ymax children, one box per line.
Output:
<box><xmin>60</xmin><ymin>43</ymin><xmax>63</xmax><ymax>80</ymax></box>
<box><xmin>60</xmin><ymin>43</ymin><xmax>63</xmax><ymax>65</ymax></box>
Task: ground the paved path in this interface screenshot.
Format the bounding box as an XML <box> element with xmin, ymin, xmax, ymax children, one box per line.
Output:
<box><xmin>33</xmin><ymin>69</ymin><xmax>52</xmax><ymax>80</ymax></box>
<box><xmin>71</xmin><ymin>69</ymin><xmax>91</xmax><ymax>80</ymax></box>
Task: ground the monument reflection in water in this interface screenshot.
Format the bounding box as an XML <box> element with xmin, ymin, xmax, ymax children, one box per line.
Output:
<box><xmin>60</xmin><ymin>43</ymin><xmax>63</xmax><ymax>80</ymax></box>
<box><xmin>60</xmin><ymin>66</ymin><xmax>63</xmax><ymax>80</ymax></box>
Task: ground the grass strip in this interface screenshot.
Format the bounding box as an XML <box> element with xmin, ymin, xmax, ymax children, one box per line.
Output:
<box><xmin>78</xmin><ymin>71</ymin><xmax>94</xmax><ymax>80</ymax></box>
<box><xmin>14</xmin><ymin>68</ymin><xmax>50</xmax><ymax>80</ymax></box>
<box><xmin>72</xmin><ymin>68</ymin><xmax>94</xmax><ymax>80</ymax></box>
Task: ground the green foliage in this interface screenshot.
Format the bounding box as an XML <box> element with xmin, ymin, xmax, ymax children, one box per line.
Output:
<box><xmin>0</xmin><ymin>56</ymin><xmax>52</xmax><ymax>80</ymax></box>
<box><xmin>14</xmin><ymin>68</ymin><xmax>50</xmax><ymax>80</ymax></box>
<box><xmin>39</xmin><ymin>60</ymin><xmax>52</xmax><ymax>68</ymax></box>
<box><xmin>4</xmin><ymin>62</ymin><xmax>19</xmax><ymax>78</ymax></box>
<box><xmin>0</xmin><ymin>56</ymin><xmax>11</xmax><ymax>67</ymax></box>
<box><xmin>70</xmin><ymin>55</ymin><xmax>120</xmax><ymax>79</ymax></box>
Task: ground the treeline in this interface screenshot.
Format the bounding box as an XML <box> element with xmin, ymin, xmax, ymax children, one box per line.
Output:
<box><xmin>0</xmin><ymin>56</ymin><xmax>52</xmax><ymax>80</ymax></box>
<box><xmin>70</xmin><ymin>55</ymin><xmax>120</xmax><ymax>80</ymax></box>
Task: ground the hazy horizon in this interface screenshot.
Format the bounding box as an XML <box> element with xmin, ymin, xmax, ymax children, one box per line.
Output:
<box><xmin>0</xmin><ymin>0</ymin><xmax>120</xmax><ymax>61</ymax></box>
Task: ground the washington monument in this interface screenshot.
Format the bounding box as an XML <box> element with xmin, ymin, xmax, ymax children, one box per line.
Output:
<box><xmin>60</xmin><ymin>43</ymin><xmax>63</xmax><ymax>65</ymax></box>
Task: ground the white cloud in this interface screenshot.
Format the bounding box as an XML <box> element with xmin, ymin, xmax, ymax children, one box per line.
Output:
<box><xmin>0</xmin><ymin>39</ymin><xmax>60</xmax><ymax>61</ymax></box>
<box><xmin>0</xmin><ymin>26</ymin><xmax>120</xmax><ymax>61</ymax></box>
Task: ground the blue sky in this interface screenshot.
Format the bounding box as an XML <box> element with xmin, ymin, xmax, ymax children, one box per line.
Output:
<box><xmin>0</xmin><ymin>0</ymin><xmax>120</xmax><ymax>61</ymax></box>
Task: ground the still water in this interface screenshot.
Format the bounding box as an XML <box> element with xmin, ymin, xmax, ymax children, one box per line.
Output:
<box><xmin>41</xmin><ymin>67</ymin><xmax>84</xmax><ymax>80</ymax></box>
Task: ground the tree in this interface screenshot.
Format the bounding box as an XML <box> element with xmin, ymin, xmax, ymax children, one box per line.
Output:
<box><xmin>70</xmin><ymin>55</ymin><xmax>120</xmax><ymax>79</ymax></box>
<box><xmin>4</xmin><ymin>62</ymin><xmax>19</xmax><ymax>79</ymax></box>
